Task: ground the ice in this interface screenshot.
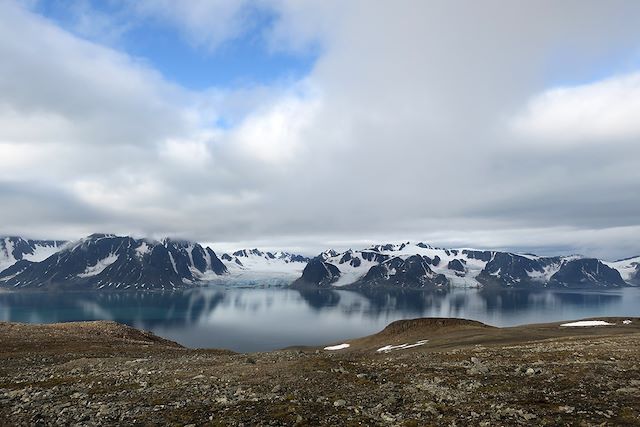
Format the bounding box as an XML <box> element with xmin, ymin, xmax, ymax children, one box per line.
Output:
<box><xmin>219</xmin><ymin>249</ymin><xmax>307</xmax><ymax>281</ymax></box>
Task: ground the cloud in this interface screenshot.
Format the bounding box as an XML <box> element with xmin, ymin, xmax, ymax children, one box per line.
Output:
<box><xmin>160</xmin><ymin>134</ymin><xmax>215</xmax><ymax>168</ymax></box>
<box><xmin>1</xmin><ymin>0</ymin><xmax>640</xmax><ymax>259</ymax></box>
<box><xmin>230</xmin><ymin>88</ymin><xmax>321</xmax><ymax>164</ymax></box>
<box><xmin>510</xmin><ymin>72</ymin><xmax>640</xmax><ymax>143</ymax></box>
<box><xmin>0</xmin><ymin>1</ymin><xmax>187</xmax><ymax>148</ymax></box>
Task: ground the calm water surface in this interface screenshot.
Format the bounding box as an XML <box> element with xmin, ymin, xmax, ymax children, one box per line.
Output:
<box><xmin>1</xmin><ymin>287</ymin><xmax>638</xmax><ymax>352</ymax></box>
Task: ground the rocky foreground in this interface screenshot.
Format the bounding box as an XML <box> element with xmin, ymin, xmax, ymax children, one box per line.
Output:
<box><xmin>1</xmin><ymin>318</ymin><xmax>639</xmax><ymax>426</ymax></box>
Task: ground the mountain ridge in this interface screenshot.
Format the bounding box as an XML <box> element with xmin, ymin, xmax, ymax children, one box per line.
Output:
<box><xmin>0</xmin><ymin>236</ymin><xmax>637</xmax><ymax>290</ymax></box>
<box><xmin>0</xmin><ymin>235</ymin><xmax>227</xmax><ymax>290</ymax></box>
<box><xmin>291</xmin><ymin>242</ymin><xmax>633</xmax><ymax>290</ymax></box>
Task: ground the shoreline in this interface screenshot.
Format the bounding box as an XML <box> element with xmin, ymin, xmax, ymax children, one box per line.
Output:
<box><xmin>2</xmin><ymin>313</ymin><xmax>639</xmax><ymax>352</ymax></box>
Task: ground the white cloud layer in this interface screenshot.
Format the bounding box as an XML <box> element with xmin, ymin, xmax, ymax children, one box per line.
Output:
<box><xmin>511</xmin><ymin>72</ymin><xmax>640</xmax><ymax>143</ymax></box>
<box><xmin>1</xmin><ymin>0</ymin><xmax>640</xmax><ymax>259</ymax></box>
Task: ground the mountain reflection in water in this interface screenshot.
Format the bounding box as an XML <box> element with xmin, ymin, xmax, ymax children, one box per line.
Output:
<box><xmin>0</xmin><ymin>286</ymin><xmax>637</xmax><ymax>351</ymax></box>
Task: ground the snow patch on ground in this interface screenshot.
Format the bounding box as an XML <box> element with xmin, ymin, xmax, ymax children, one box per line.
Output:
<box><xmin>560</xmin><ymin>320</ymin><xmax>614</xmax><ymax>327</ymax></box>
<box><xmin>77</xmin><ymin>254</ymin><xmax>119</xmax><ymax>278</ymax></box>
<box><xmin>623</xmin><ymin>320</ymin><xmax>633</xmax><ymax>325</ymax></box>
<box><xmin>324</xmin><ymin>343</ymin><xmax>350</xmax><ymax>351</ymax></box>
<box><xmin>377</xmin><ymin>339</ymin><xmax>429</xmax><ymax>353</ymax></box>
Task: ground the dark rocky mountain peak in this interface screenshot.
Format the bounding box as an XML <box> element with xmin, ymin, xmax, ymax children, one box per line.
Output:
<box><xmin>549</xmin><ymin>259</ymin><xmax>626</xmax><ymax>288</ymax></box>
<box><xmin>0</xmin><ymin>234</ymin><xmax>227</xmax><ymax>290</ymax></box>
<box><xmin>291</xmin><ymin>257</ymin><xmax>341</xmax><ymax>289</ymax></box>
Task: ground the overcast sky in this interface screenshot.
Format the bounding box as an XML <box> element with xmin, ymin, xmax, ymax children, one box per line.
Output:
<box><xmin>1</xmin><ymin>0</ymin><xmax>640</xmax><ymax>259</ymax></box>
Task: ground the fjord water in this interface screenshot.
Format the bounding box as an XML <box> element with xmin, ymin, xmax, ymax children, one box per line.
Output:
<box><xmin>1</xmin><ymin>287</ymin><xmax>638</xmax><ymax>352</ymax></box>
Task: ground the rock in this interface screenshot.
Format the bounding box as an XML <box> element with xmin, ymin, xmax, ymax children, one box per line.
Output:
<box><xmin>333</xmin><ymin>399</ymin><xmax>346</xmax><ymax>407</ymax></box>
<box><xmin>291</xmin><ymin>258</ymin><xmax>341</xmax><ymax>288</ymax></box>
<box><xmin>271</xmin><ymin>385</ymin><xmax>281</xmax><ymax>393</ymax></box>
<box><xmin>467</xmin><ymin>365</ymin><xmax>489</xmax><ymax>375</ymax></box>
<box><xmin>615</xmin><ymin>387</ymin><xmax>639</xmax><ymax>394</ymax></box>
<box><xmin>381</xmin><ymin>413</ymin><xmax>395</xmax><ymax>422</ymax></box>
<box><xmin>448</xmin><ymin>259</ymin><xmax>465</xmax><ymax>272</ymax></box>
<box><xmin>383</xmin><ymin>396</ymin><xmax>399</xmax><ymax>407</ymax></box>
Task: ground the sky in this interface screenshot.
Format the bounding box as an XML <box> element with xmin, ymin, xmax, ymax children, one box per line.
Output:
<box><xmin>1</xmin><ymin>0</ymin><xmax>640</xmax><ymax>259</ymax></box>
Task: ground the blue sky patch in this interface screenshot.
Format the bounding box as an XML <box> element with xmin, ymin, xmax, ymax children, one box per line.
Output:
<box><xmin>31</xmin><ymin>0</ymin><xmax>318</xmax><ymax>90</ymax></box>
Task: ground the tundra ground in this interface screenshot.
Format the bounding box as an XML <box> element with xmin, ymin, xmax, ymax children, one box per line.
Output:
<box><xmin>1</xmin><ymin>318</ymin><xmax>639</xmax><ymax>426</ymax></box>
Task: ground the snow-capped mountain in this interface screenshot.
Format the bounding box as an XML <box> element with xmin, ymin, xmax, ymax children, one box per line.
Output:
<box><xmin>0</xmin><ymin>234</ymin><xmax>227</xmax><ymax>290</ymax></box>
<box><xmin>604</xmin><ymin>256</ymin><xmax>640</xmax><ymax>285</ymax></box>
<box><xmin>291</xmin><ymin>242</ymin><xmax>629</xmax><ymax>289</ymax></box>
<box><xmin>0</xmin><ymin>237</ymin><xmax>65</xmax><ymax>273</ymax></box>
<box><xmin>219</xmin><ymin>249</ymin><xmax>310</xmax><ymax>283</ymax></box>
<box><xmin>0</xmin><ymin>235</ymin><xmax>635</xmax><ymax>291</ymax></box>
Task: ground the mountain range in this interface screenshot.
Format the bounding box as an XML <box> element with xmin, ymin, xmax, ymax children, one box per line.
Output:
<box><xmin>0</xmin><ymin>234</ymin><xmax>309</xmax><ymax>290</ymax></box>
<box><xmin>0</xmin><ymin>235</ymin><xmax>638</xmax><ymax>290</ymax></box>
<box><xmin>291</xmin><ymin>243</ymin><xmax>639</xmax><ymax>290</ymax></box>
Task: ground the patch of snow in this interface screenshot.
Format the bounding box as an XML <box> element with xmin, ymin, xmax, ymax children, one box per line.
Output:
<box><xmin>168</xmin><ymin>252</ymin><xmax>178</xmax><ymax>274</ymax></box>
<box><xmin>77</xmin><ymin>253</ymin><xmax>119</xmax><ymax>278</ymax></box>
<box><xmin>327</xmin><ymin>255</ymin><xmax>378</xmax><ymax>287</ymax></box>
<box><xmin>527</xmin><ymin>259</ymin><xmax>564</xmax><ymax>282</ymax></box>
<box><xmin>23</xmin><ymin>243</ymin><xmax>61</xmax><ymax>263</ymax></box>
<box><xmin>135</xmin><ymin>242</ymin><xmax>151</xmax><ymax>259</ymax></box>
<box><xmin>187</xmin><ymin>244</ymin><xmax>195</xmax><ymax>267</ymax></box>
<box><xmin>560</xmin><ymin>320</ymin><xmax>614</xmax><ymax>327</ymax></box>
<box><xmin>0</xmin><ymin>238</ymin><xmax>18</xmax><ymax>272</ymax></box>
<box><xmin>3</xmin><ymin>238</ymin><xmax>15</xmax><ymax>259</ymax></box>
<box><xmin>324</xmin><ymin>343</ymin><xmax>350</xmax><ymax>351</ymax></box>
<box><xmin>623</xmin><ymin>319</ymin><xmax>632</xmax><ymax>325</ymax></box>
<box><xmin>377</xmin><ymin>339</ymin><xmax>429</xmax><ymax>353</ymax></box>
